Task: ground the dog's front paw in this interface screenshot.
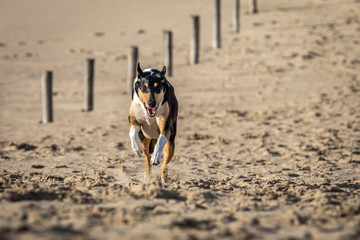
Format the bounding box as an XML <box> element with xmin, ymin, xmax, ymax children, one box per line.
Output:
<box><xmin>151</xmin><ymin>134</ymin><xmax>168</xmax><ymax>165</ymax></box>
<box><xmin>129</xmin><ymin>125</ymin><xmax>142</xmax><ymax>157</ymax></box>
<box><xmin>130</xmin><ymin>138</ymin><xmax>142</xmax><ymax>157</ymax></box>
<box><xmin>151</xmin><ymin>150</ymin><xmax>161</xmax><ymax>165</ymax></box>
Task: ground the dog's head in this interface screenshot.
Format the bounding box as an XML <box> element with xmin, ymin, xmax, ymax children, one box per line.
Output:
<box><xmin>135</xmin><ymin>63</ymin><xmax>167</xmax><ymax>117</ymax></box>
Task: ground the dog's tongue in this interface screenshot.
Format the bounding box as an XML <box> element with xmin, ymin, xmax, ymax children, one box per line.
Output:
<box><xmin>147</xmin><ymin>107</ymin><xmax>156</xmax><ymax>116</ymax></box>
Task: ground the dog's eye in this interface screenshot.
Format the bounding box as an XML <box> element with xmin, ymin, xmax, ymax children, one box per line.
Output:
<box><xmin>155</xmin><ymin>86</ymin><xmax>161</xmax><ymax>93</ymax></box>
<box><xmin>142</xmin><ymin>86</ymin><xmax>148</xmax><ymax>92</ymax></box>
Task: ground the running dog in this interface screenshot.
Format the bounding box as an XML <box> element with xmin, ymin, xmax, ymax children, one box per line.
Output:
<box><xmin>128</xmin><ymin>63</ymin><xmax>178</xmax><ymax>183</ymax></box>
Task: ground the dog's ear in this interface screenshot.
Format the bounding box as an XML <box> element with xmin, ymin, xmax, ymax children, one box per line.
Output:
<box><xmin>160</xmin><ymin>66</ymin><xmax>166</xmax><ymax>78</ymax></box>
<box><xmin>135</xmin><ymin>63</ymin><xmax>142</xmax><ymax>89</ymax></box>
<box><xmin>160</xmin><ymin>66</ymin><xmax>166</xmax><ymax>83</ymax></box>
<box><xmin>137</xmin><ymin>62</ymin><xmax>144</xmax><ymax>78</ymax></box>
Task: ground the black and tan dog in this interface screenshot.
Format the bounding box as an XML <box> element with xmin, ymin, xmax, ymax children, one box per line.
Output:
<box><xmin>128</xmin><ymin>63</ymin><xmax>178</xmax><ymax>183</ymax></box>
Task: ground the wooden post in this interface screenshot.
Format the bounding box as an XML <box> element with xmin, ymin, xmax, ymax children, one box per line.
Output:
<box><xmin>248</xmin><ymin>0</ymin><xmax>258</xmax><ymax>14</ymax></box>
<box><xmin>164</xmin><ymin>30</ymin><xmax>173</xmax><ymax>77</ymax></box>
<box><xmin>127</xmin><ymin>46</ymin><xmax>138</xmax><ymax>94</ymax></box>
<box><xmin>234</xmin><ymin>0</ymin><xmax>240</xmax><ymax>32</ymax></box>
<box><xmin>42</xmin><ymin>71</ymin><xmax>53</xmax><ymax>123</ymax></box>
<box><xmin>84</xmin><ymin>58</ymin><xmax>94</xmax><ymax>111</ymax></box>
<box><xmin>190</xmin><ymin>15</ymin><xmax>200</xmax><ymax>64</ymax></box>
<box><xmin>213</xmin><ymin>0</ymin><xmax>221</xmax><ymax>49</ymax></box>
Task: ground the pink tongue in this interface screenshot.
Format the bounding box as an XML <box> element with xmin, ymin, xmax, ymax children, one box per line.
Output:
<box><xmin>147</xmin><ymin>108</ymin><xmax>156</xmax><ymax>115</ymax></box>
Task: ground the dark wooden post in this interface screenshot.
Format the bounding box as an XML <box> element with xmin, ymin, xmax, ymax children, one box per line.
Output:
<box><xmin>164</xmin><ymin>30</ymin><xmax>173</xmax><ymax>77</ymax></box>
<box><xmin>248</xmin><ymin>0</ymin><xmax>258</xmax><ymax>14</ymax></box>
<box><xmin>127</xmin><ymin>46</ymin><xmax>138</xmax><ymax>94</ymax></box>
<box><xmin>84</xmin><ymin>58</ymin><xmax>94</xmax><ymax>111</ymax></box>
<box><xmin>234</xmin><ymin>0</ymin><xmax>240</xmax><ymax>32</ymax></box>
<box><xmin>190</xmin><ymin>15</ymin><xmax>200</xmax><ymax>64</ymax></box>
<box><xmin>213</xmin><ymin>0</ymin><xmax>221</xmax><ymax>48</ymax></box>
<box><xmin>42</xmin><ymin>71</ymin><xmax>53</xmax><ymax>123</ymax></box>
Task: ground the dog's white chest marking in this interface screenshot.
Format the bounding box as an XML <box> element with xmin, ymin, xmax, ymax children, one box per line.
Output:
<box><xmin>132</xmin><ymin>91</ymin><xmax>165</xmax><ymax>139</ymax></box>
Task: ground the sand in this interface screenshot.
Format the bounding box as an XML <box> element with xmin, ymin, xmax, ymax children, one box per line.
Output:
<box><xmin>0</xmin><ymin>0</ymin><xmax>360</xmax><ymax>239</ymax></box>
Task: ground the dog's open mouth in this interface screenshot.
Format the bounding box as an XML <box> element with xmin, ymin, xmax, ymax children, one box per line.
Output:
<box><xmin>145</xmin><ymin>105</ymin><xmax>157</xmax><ymax>117</ymax></box>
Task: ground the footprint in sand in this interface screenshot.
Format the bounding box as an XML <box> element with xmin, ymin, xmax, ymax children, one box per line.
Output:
<box><xmin>32</xmin><ymin>165</ymin><xmax>45</xmax><ymax>169</ymax></box>
<box><xmin>55</xmin><ymin>165</ymin><xmax>68</xmax><ymax>168</ymax></box>
<box><xmin>302</xmin><ymin>51</ymin><xmax>321</xmax><ymax>60</ymax></box>
<box><xmin>3</xmin><ymin>54</ymin><xmax>18</xmax><ymax>60</ymax></box>
<box><xmin>253</xmin><ymin>22</ymin><xmax>264</xmax><ymax>27</ymax></box>
<box><xmin>137</xmin><ymin>29</ymin><xmax>146</xmax><ymax>34</ymax></box>
<box><xmin>115</xmin><ymin>142</ymin><xmax>125</xmax><ymax>150</ymax></box>
<box><xmin>94</xmin><ymin>32</ymin><xmax>105</xmax><ymax>37</ymax></box>
<box><xmin>11</xmin><ymin>143</ymin><xmax>37</xmax><ymax>151</ymax></box>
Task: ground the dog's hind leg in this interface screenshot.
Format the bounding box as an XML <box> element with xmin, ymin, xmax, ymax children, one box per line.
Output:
<box><xmin>161</xmin><ymin>141</ymin><xmax>174</xmax><ymax>184</ymax></box>
<box><xmin>161</xmin><ymin>120</ymin><xmax>177</xmax><ymax>184</ymax></box>
<box><xmin>141</xmin><ymin>138</ymin><xmax>152</xmax><ymax>180</ymax></box>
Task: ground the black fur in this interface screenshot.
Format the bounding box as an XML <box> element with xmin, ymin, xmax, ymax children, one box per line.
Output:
<box><xmin>132</xmin><ymin>63</ymin><xmax>169</xmax><ymax>101</ymax></box>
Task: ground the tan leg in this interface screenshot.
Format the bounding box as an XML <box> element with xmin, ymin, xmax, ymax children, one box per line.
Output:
<box><xmin>161</xmin><ymin>141</ymin><xmax>174</xmax><ymax>183</ymax></box>
<box><xmin>141</xmin><ymin>138</ymin><xmax>151</xmax><ymax>179</ymax></box>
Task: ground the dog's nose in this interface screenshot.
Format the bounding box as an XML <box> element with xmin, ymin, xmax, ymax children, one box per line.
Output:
<box><xmin>148</xmin><ymin>100</ymin><xmax>156</xmax><ymax>108</ymax></box>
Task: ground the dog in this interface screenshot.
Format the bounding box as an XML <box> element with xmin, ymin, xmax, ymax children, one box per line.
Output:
<box><xmin>128</xmin><ymin>63</ymin><xmax>178</xmax><ymax>183</ymax></box>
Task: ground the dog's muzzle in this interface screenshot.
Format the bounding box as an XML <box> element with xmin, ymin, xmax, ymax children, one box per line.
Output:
<box><xmin>145</xmin><ymin>105</ymin><xmax>157</xmax><ymax>117</ymax></box>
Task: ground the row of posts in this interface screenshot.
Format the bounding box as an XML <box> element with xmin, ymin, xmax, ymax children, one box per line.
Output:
<box><xmin>41</xmin><ymin>0</ymin><xmax>258</xmax><ymax>123</ymax></box>
<box><xmin>41</xmin><ymin>58</ymin><xmax>95</xmax><ymax>123</ymax></box>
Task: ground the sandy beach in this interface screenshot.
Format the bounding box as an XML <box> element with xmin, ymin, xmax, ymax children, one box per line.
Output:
<box><xmin>0</xmin><ymin>0</ymin><xmax>360</xmax><ymax>239</ymax></box>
